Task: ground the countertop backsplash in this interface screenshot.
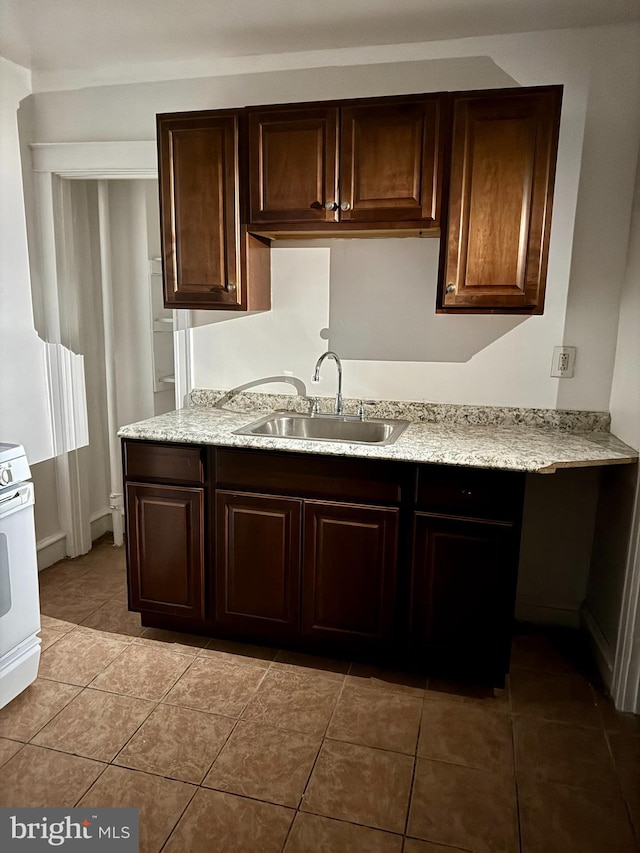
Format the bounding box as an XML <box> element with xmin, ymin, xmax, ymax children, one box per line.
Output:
<box><xmin>189</xmin><ymin>388</ymin><xmax>612</xmax><ymax>433</ymax></box>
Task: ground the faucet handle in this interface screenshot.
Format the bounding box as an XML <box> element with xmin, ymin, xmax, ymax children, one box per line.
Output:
<box><xmin>310</xmin><ymin>397</ymin><xmax>320</xmax><ymax>416</ymax></box>
<box><xmin>358</xmin><ymin>400</ymin><xmax>376</xmax><ymax>421</ymax></box>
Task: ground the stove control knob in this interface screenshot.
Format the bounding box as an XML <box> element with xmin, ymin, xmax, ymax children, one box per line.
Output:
<box><xmin>0</xmin><ymin>467</ymin><xmax>12</xmax><ymax>485</ymax></box>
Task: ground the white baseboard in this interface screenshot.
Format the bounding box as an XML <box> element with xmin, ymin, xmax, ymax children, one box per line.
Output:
<box><xmin>581</xmin><ymin>603</ymin><xmax>614</xmax><ymax>689</ymax></box>
<box><xmin>37</xmin><ymin>510</ymin><xmax>114</xmax><ymax>571</ymax></box>
<box><xmin>90</xmin><ymin>508</ymin><xmax>113</xmax><ymax>541</ymax></box>
<box><xmin>36</xmin><ymin>531</ymin><xmax>67</xmax><ymax>571</ymax></box>
<box><xmin>515</xmin><ymin>594</ymin><xmax>581</xmax><ymax>628</ymax></box>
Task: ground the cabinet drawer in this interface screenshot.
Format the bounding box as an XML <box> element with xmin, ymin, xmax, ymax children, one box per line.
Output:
<box><xmin>216</xmin><ymin>448</ymin><xmax>406</xmax><ymax>504</ymax></box>
<box><xmin>123</xmin><ymin>441</ymin><xmax>205</xmax><ymax>485</ymax></box>
<box><xmin>416</xmin><ymin>465</ymin><xmax>525</xmax><ymax>521</ymax></box>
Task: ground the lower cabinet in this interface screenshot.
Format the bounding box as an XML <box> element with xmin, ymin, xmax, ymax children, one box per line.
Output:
<box><xmin>122</xmin><ymin>439</ymin><xmax>526</xmax><ymax>685</ymax></box>
<box><xmin>214</xmin><ymin>491</ymin><xmax>399</xmax><ymax>654</ymax></box>
<box><xmin>410</xmin><ymin>513</ymin><xmax>520</xmax><ymax>683</ymax></box>
<box><xmin>215</xmin><ymin>490</ymin><xmax>301</xmax><ymax>639</ymax></box>
<box><xmin>302</xmin><ymin>501</ymin><xmax>398</xmax><ymax>647</ymax></box>
<box><xmin>126</xmin><ymin>481</ymin><xmax>205</xmax><ymax>620</ymax></box>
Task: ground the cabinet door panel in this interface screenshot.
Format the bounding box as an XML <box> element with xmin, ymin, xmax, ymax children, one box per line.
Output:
<box><xmin>411</xmin><ymin>513</ymin><xmax>518</xmax><ymax>682</ymax></box>
<box><xmin>126</xmin><ymin>482</ymin><xmax>205</xmax><ymax>619</ymax></box>
<box><xmin>302</xmin><ymin>501</ymin><xmax>398</xmax><ymax>645</ymax></box>
<box><xmin>215</xmin><ymin>491</ymin><xmax>302</xmax><ymax>636</ymax></box>
<box><xmin>248</xmin><ymin>107</ymin><xmax>339</xmax><ymax>224</ymax></box>
<box><xmin>441</xmin><ymin>87</ymin><xmax>562</xmax><ymax>313</ymax></box>
<box><xmin>340</xmin><ymin>99</ymin><xmax>441</xmax><ymax>224</ymax></box>
<box><xmin>158</xmin><ymin>113</ymin><xmax>242</xmax><ymax>309</ymax></box>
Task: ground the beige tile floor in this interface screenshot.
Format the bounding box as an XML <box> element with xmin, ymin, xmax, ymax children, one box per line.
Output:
<box><xmin>1</xmin><ymin>537</ymin><xmax>639</xmax><ymax>852</ymax></box>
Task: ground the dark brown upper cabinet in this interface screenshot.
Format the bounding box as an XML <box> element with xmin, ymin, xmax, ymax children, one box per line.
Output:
<box><xmin>247</xmin><ymin>96</ymin><xmax>443</xmax><ymax>234</ymax></box>
<box><xmin>438</xmin><ymin>86</ymin><xmax>562</xmax><ymax>314</ymax></box>
<box><xmin>248</xmin><ymin>106</ymin><xmax>339</xmax><ymax>226</ymax></box>
<box><xmin>340</xmin><ymin>98</ymin><xmax>442</xmax><ymax>226</ymax></box>
<box><xmin>157</xmin><ymin>111</ymin><xmax>270</xmax><ymax>311</ymax></box>
<box><xmin>157</xmin><ymin>85</ymin><xmax>562</xmax><ymax>313</ymax></box>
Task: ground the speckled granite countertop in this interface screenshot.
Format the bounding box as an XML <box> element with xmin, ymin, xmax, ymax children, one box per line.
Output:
<box><xmin>118</xmin><ymin>391</ymin><xmax>638</xmax><ymax>475</ymax></box>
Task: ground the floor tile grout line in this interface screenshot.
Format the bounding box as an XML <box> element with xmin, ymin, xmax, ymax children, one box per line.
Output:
<box><xmin>192</xmin><ymin>715</ymin><xmax>243</xmax><ymax>788</ymax></box>
<box><xmin>72</xmin><ymin>758</ymin><xmax>112</xmax><ymax>809</ymax></box>
<box><xmin>14</xmin><ymin>681</ymin><xmax>84</xmax><ymax>745</ymax></box>
<box><xmin>28</xmin><ymin>686</ymin><xmax>160</xmax><ymax>763</ymax></box>
<box><xmin>601</xmin><ymin>725</ymin><xmax>640</xmax><ymax>844</ymax></box>
<box><xmin>85</xmin><ymin>640</ymin><xmax>201</xmax><ymax>705</ymax></box>
<box><xmin>291</xmin><ymin>803</ymin><xmax>409</xmax><ymax>839</ymax></box>
<box><xmin>402</xmin><ymin>695</ymin><xmax>424</xmax><ymax>840</ymax></box>
<box><xmin>510</xmin><ymin>709</ymin><xmax>524</xmax><ymax>853</ymax></box>
<box><xmin>157</xmin><ymin>781</ymin><xmax>201</xmax><ymax>853</ymax></box>
<box><xmin>294</xmin><ymin>670</ymin><xmax>348</xmax><ymax>815</ymax></box>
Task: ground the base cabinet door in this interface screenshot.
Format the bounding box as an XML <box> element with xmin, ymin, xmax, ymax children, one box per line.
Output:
<box><xmin>215</xmin><ymin>491</ymin><xmax>302</xmax><ymax>638</ymax></box>
<box><xmin>410</xmin><ymin>512</ymin><xmax>519</xmax><ymax>683</ymax></box>
<box><xmin>302</xmin><ymin>501</ymin><xmax>399</xmax><ymax>648</ymax></box>
<box><xmin>126</xmin><ymin>482</ymin><xmax>205</xmax><ymax>619</ymax></box>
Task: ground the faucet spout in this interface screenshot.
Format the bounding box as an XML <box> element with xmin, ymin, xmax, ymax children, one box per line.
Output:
<box><xmin>313</xmin><ymin>351</ymin><xmax>343</xmax><ymax>415</ymax></box>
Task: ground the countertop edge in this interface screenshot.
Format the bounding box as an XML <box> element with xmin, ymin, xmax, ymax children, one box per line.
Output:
<box><xmin>117</xmin><ymin>408</ymin><xmax>639</xmax><ymax>475</ymax></box>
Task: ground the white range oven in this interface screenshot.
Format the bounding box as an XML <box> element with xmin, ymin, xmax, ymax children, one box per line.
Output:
<box><xmin>0</xmin><ymin>442</ymin><xmax>41</xmax><ymax>708</ymax></box>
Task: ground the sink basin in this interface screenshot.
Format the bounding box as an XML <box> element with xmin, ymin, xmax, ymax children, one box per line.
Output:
<box><xmin>234</xmin><ymin>412</ymin><xmax>409</xmax><ymax>446</ymax></box>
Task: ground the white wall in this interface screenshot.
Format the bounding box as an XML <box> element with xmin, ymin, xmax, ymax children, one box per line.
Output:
<box><xmin>109</xmin><ymin>180</ymin><xmax>157</xmax><ymax>428</ymax></box>
<box><xmin>610</xmin><ymin>151</ymin><xmax>640</xmax><ymax>447</ymax></box>
<box><xmin>0</xmin><ymin>58</ymin><xmax>53</xmax><ymax>462</ymax></box>
<box><xmin>21</xmin><ymin>29</ymin><xmax>608</xmax><ymax>410</ymax></box>
<box><xmin>67</xmin><ymin>181</ymin><xmax>111</xmax><ymax>527</ymax></box>
<box><xmin>186</xmin><ymin>27</ymin><xmax>640</xmax><ymax>410</ymax></box>
<box><xmin>20</xmin><ymin>25</ymin><xmax>625</xmax><ymax>412</ymax></box>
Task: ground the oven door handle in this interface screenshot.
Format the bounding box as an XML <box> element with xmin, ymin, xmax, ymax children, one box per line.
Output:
<box><xmin>0</xmin><ymin>484</ymin><xmax>32</xmax><ymax>517</ymax></box>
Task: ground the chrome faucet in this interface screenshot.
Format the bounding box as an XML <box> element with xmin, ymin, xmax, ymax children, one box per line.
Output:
<box><xmin>313</xmin><ymin>351</ymin><xmax>343</xmax><ymax>415</ymax></box>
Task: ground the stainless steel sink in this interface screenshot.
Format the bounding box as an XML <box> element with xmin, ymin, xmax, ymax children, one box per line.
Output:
<box><xmin>234</xmin><ymin>412</ymin><xmax>409</xmax><ymax>446</ymax></box>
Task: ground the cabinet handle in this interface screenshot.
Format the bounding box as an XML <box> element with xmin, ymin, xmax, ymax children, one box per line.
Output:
<box><xmin>461</xmin><ymin>489</ymin><xmax>473</xmax><ymax>496</ymax></box>
<box><xmin>226</xmin><ymin>282</ymin><xmax>237</xmax><ymax>293</ymax></box>
<box><xmin>324</xmin><ymin>201</ymin><xmax>338</xmax><ymax>211</ymax></box>
<box><xmin>446</xmin><ymin>283</ymin><xmax>456</xmax><ymax>294</ymax></box>
<box><xmin>340</xmin><ymin>201</ymin><xmax>351</xmax><ymax>211</ymax></box>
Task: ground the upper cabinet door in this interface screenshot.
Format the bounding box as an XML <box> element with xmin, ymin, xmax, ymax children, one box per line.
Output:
<box><xmin>158</xmin><ymin>112</ymin><xmax>240</xmax><ymax>308</ymax></box>
<box><xmin>440</xmin><ymin>87</ymin><xmax>562</xmax><ymax>314</ymax></box>
<box><xmin>339</xmin><ymin>98</ymin><xmax>442</xmax><ymax>226</ymax></box>
<box><xmin>248</xmin><ymin>106</ymin><xmax>339</xmax><ymax>224</ymax></box>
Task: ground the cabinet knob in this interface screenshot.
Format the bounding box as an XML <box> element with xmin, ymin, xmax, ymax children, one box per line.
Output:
<box><xmin>226</xmin><ymin>282</ymin><xmax>237</xmax><ymax>293</ymax></box>
<box><xmin>340</xmin><ymin>201</ymin><xmax>351</xmax><ymax>211</ymax></box>
<box><xmin>461</xmin><ymin>489</ymin><xmax>473</xmax><ymax>497</ymax></box>
<box><xmin>324</xmin><ymin>201</ymin><xmax>338</xmax><ymax>211</ymax></box>
<box><xmin>446</xmin><ymin>283</ymin><xmax>456</xmax><ymax>294</ymax></box>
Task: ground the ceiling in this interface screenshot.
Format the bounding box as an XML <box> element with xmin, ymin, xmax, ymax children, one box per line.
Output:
<box><xmin>1</xmin><ymin>0</ymin><xmax>639</xmax><ymax>76</ymax></box>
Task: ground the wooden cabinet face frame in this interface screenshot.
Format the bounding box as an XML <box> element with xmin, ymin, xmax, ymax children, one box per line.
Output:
<box><xmin>248</xmin><ymin>106</ymin><xmax>340</xmax><ymax>224</ymax></box>
<box><xmin>410</xmin><ymin>511</ymin><xmax>520</xmax><ymax>682</ymax></box>
<box><xmin>214</xmin><ymin>490</ymin><xmax>302</xmax><ymax>637</ymax></box>
<box><xmin>126</xmin><ymin>481</ymin><xmax>205</xmax><ymax>620</ymax></box>
<box><xmin>123</xmin><ymin>441</ymin><xmax>528</xmax><ymax>685</ymax></box>
<box><xmin>438</xmin><ymin>85</ymin><xmax>563</xmax><ymax>314</ymax></box>
<box><xmin>340</xmin><ymin>96</ymin><xmax>443</xmax><ymax>226</ymax></box>
<box><xmin>158</xmin><ymin>85</ymin><xmax>562</xmax><ymax>314</ymax></box>
<box><xmin>246</xmin><ymin>94</ymin><xmax>444</xmax><ymax>231</ymax></box>
<box><xmin>157</xmin><ymin>111</ymin><xmax>271</xmax><ymax>312</ymax></box>
<box><xmin>301</xmin><ymin>500</ymin><xmax>399</xmax><ymax>646</ymax></box>
<box><xmin>158</xmin><ymin>111</ymin><xmax>242</xmax><ymax>309</ymax></box>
